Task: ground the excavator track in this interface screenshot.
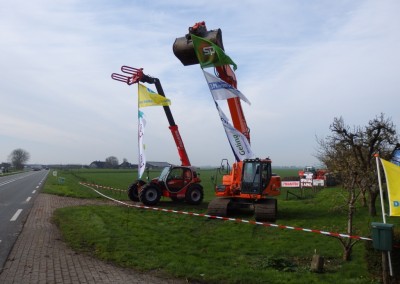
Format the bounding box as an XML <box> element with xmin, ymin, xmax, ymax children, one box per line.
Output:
<box><xmin>207</xmin><ymin>198</ymin><xmax>231</xmax><ymax>217</ymax></box>
<box><xmin>255</xmin><ymin>198</ymin><xmax>277</xmax><ymax>222</ymax></box>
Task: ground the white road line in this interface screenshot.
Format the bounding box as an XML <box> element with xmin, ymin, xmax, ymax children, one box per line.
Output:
<box><xmin>10</xmin><ymin>209</ymin><xmax>23</xmax><ymax>222</ymax></box>
<box><xmin>36</xmin><ymin>186</ymin><xmax>39</xmax><ymax>189</ymax></box>
<box><xmin>32</xmin><ymin>190</ymin><xmax>36</xmax><ymax>194</ymax></box>
<box><xmin>26</xmin><ymin>197</ymin><xmax>31</xmax><ymax>202</ymax></box>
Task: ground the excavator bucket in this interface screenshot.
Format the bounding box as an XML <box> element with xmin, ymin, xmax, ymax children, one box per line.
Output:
<box><xmin>173</xmin><ymin>28</ymin><xmax>224</xmax><ymax>66</ymax></box>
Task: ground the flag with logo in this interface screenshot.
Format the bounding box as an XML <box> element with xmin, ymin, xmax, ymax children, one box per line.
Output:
<box><xmin>215</xmin><ymin>101</ymin><xmax>255</xmax><ymax>161</ymax></box>
<box><xmin>138</xmin><ymin>109</ymin><xmax>146</xmax><ymax>179</ymax></box>
<box><xmin>203</xmin><ymin>70</ymin><xmax>251</xmax><ymax>105</ymax></box>
<box><xmin>138</xmin><ymin>83</ymin><xmax>171</xmax><ymax>108</ymax></box>
<box><xmin>380</xmin><ymin>158</ymin><xmax>400</xmax><ymax>216</ymax></box>
<box><xmin>191</xmin><ymin>34</ymin><xmax>237</xmax><ymax>71</ymax></box>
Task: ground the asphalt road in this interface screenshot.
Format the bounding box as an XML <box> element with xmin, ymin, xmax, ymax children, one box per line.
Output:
<box><xmin>0</xmin><ymin>170</ymin><xmax>48</xmax><ymax>270</ymax></box>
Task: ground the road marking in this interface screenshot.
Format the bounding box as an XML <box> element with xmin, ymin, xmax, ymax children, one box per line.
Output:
<box><xmin>10</xmin><ymin>209</ymin><xmax>23</xmax><ymax>222</ymax></box>
<box><xmin>36</xmin><ymin>186</ymin><xmax>39</xmax><ymax>189</ymax></box>
<box><xmin>26</xmin><ymin>197</ymin><xmax>31</xmax><ymax>202</ymax></box>
<box><xmin>32</xmin><ymin>190</ymin><xmax>36</xmax><ymax>194</ymax></box>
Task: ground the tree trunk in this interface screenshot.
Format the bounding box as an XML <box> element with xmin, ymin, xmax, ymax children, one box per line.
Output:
<box><xmin>368</xmin><ymin>190</ymin><xmax>378</xmax><ymax>216</ymax></box>
<box><xmin>343</xmin><ymin>245</ymin><xmax>352</xmax><ymax>261</ymax></box>
<box><xmin>360</xmin><ymin>190</ymin><xmax>367</xmax><ymax>207</ymax></box>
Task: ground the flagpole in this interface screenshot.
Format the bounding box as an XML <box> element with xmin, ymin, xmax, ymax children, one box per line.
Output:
<box><xmin>375</xmin><ymin>154</ymin><xmax>393</xmax><ymax>277</ymax></box>
<box><xmin>138</xmin><ymin>85</ymin><xmax>140</xmax><ymax>180</ymax></box>
<box><xmin>375</xmin><ymin>154</ymin><xmax>387</xmax><ymax>223</ymax></box>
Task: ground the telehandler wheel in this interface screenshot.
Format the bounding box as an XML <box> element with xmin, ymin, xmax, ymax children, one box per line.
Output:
<box><xmin>139</xmin><ymin>184</ymin><xmax>161</xmax><ymax>206</ymax></box>
<box><xmin>128</xmin><ymin>180</ymin><xmax>145</xmax><ymax>202</ymax></box>
<box><xmin>185</xmin><ymin>184</ymin><xmax>204</xmax><ymax>205</ymax></box>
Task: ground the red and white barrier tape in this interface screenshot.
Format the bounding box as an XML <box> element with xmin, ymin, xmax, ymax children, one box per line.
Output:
<box><xmin>80</xmin><ymin>182</ymin><xmax>373</xmax><ymax>242</ymax></box>
<box><xmin>80</xmin><ymin>183</ymin><xmax>126</xmax><ymax>192</ymax></box>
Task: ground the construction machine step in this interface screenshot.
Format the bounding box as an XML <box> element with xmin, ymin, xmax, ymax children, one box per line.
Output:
<box><xmin>207</xmin><ymin>198</ymin><xmax>231</xmax><ymax>217</ymax></box>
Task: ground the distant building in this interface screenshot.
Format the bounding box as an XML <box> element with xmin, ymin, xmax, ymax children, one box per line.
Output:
<box><xmin>89</xmin><ymin>161</ymin><xmax>106</xmax><ymax>169</ymax></box>
<box><xmin>0</xmin><ymin>162</ymin><xmax>11</xmax><ymax>173</ymax></box>
<box><xmin>89</xmin><ymin>160</ymin><xmax>170</xmax><ymax>169</ymax></box>
<box><xmin>119</xmin><ymin>161</ymin><xmax>137</xmax><ymax>169</ymax></box>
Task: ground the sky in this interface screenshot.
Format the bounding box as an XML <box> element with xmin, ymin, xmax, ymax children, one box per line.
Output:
<box><xmin>1</xmin><ymin>0</ymin><xmax>399</xmax><ymax>168</ymax></box>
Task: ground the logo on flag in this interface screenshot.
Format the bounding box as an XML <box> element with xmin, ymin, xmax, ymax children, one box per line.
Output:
<box><xmin>215</xmin><ymin>102</ymin><xmax>255</xmax><ymax>161</ymax></box>
<box><xmin>191</xmin><ymin>34</ymin><xmax>237</xmax><ymax>70</ymax></box>
<box><xmin>203</xmin><ymin>71</ymin><xmax>251</xmax><ymax>105</ymax></box>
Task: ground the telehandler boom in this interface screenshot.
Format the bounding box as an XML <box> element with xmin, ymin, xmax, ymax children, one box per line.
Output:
<box><xmin>111</xmin><ymin>67</ymin><xmax>203</xmax><ymax>206</ymax></box>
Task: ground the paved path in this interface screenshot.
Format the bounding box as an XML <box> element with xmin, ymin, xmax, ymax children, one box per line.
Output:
<box><xmin>0</xmin><ymin>193</ymin><xmax>185</xmax><ymax>284</ymax></box>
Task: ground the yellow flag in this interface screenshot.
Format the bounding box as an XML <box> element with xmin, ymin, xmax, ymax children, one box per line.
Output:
<box><xmin>381</xmin><ymin>158</ymin><xmax>400</xmax><ymax>216</ymax></box>
<box><xmin>138</xmin><ymin>83</ymin><xmax>171</xmax><ymax>107</ymax></box>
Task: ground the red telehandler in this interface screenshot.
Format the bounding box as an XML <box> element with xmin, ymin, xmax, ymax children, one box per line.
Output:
<box><xmin>173</xmin><ymin>22</ymin><xmax>281</xmax><ymax>221</ymax></box>
<box><xmin>111</xmin><ymin>67</ymin><xmax>204</xmax><ymax>206</ymax></box>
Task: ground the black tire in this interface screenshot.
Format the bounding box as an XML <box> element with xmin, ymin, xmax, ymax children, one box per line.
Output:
<box><xmin>139</xmin><ymin>184</ymin><xmax>161</xmax><ymax>206</ymax></box>
<box><xmin>127</xmin><ymin>180</ymin><xmax>145</xmax><ymax>201</ymax></box>
<box><xmin>185</xmin><ymin>184</ymin><xmax>204</xmax><ymax>205</ymax></box>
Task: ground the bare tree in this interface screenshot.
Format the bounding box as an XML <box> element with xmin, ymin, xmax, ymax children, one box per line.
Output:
<box><xmin>316</xmin><ymin>114</ymin><xmax>398</xmax><ymax>260</ymax></box>
<box><xmin>317</xmin><ymin>114</ymin><xmax>398</xmax><ymax>216</ymax></box>
<box><xmin>8</xmin><ymin>148</ymin><xmax>30</xmax><ymax>170</ymax></box>
<box><xmin>105</xmin><ymin>156</ymin><xmax>119</xmax><ymax>168</ymax></box>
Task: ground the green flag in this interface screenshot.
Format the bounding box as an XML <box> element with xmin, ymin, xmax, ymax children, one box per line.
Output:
<box><xmin>191</xmin><ymin>34</ymin><xmax>237</xmax><ymax>70</ymax></box>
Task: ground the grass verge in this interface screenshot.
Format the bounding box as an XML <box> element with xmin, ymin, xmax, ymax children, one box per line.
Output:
<box><xmin>45</xmin><ymin>168</ymin><xmax>399</xmax><ymax>283</ymax></box>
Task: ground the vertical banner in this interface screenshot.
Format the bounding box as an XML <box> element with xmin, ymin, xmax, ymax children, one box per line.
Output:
<box><xmin>138</xmin><ymin>109</ymin><xmax>146</xmax><ymax>179</ymax></box>
<box><xmin>202</xmin><ymin>70</ymin><xmax>255</xmax><ymax>161</ymax></box>
<box><xmin>215</xmin><ymin>102</ymin><xmax>255</xmax><ymax>161</ymax></box>
<box><xmin>380</xmin><ymin>158</ymin><xmax>400</xmax><ymax>216</ymax></box>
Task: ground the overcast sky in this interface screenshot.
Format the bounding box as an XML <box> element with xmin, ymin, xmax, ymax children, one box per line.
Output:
<box><xmin>1</xmin><ymin>0</ymin><xmax>399</xmax><ymax>168</ymax></box>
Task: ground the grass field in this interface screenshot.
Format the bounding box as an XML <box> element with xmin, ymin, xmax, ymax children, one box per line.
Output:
<box><xmin>44</xmin><ymin>168</ymin><xmax>400</xmax><ymax>283</ymax></box>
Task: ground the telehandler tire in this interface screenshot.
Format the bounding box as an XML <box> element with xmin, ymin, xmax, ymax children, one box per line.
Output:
<box><xmin>185</xmin><ymin>184</ymin><xmax>204</xmax><ymax>205</ymax></box>
<box><xmin>128</xmin><ymin>180</ymin><xmax>145</xmax><ymax>202</ymax></box>
<box><xmin>139</xmin><ymin>184</ymin><xmax>161</xmax><ymax>206</ymax></box>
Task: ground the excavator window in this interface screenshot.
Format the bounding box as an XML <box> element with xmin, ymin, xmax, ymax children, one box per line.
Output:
<box><xmin>241</xmin><ymin>162</ymin><xmax>262</xmax><ymax>194</ymax></box>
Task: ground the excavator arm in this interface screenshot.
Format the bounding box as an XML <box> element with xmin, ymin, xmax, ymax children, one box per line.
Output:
<box><xmin>112</xmin><ymin>66</ymin><xmax>191</xmax><ymax>166</ymax></box>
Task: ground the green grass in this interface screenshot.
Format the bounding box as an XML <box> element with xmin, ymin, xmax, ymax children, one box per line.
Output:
<box><xmin>45</xmin><ymin>168</ymin><xmax>399</xmax><ymax>283</ymax></box>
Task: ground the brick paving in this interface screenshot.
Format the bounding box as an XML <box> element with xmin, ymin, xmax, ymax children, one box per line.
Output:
<box><xmin>0</xmin><ymin>194</ymin><xmax>186</xmax><ymax>284</ymax></box>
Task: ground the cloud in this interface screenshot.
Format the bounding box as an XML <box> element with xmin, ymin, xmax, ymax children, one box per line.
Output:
<box><xmin>0</xmin><ymin>0</ymin><xmax>399</xmax><ymax>167</ymax></box>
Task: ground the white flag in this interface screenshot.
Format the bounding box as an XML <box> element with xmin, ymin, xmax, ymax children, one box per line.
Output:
<box><xmin>203</xmin><ymin>70</ymin><xmax>251</xmax><ymax>105</ymax></box>
<box><xmin>138</xmin><ymin>109</ymin><xmax>146</xmax><ymax>179</ymax></box>
<box><xmin>215</xmin><ymin>102</ymin><xmax>255</xmax><ymax>161</ymax></box>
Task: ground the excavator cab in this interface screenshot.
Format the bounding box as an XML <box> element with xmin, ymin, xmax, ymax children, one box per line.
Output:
<box><xmin>241</xmin><ymin>159</ymin><xmax>272</xmax><ymax>194</ymax></box>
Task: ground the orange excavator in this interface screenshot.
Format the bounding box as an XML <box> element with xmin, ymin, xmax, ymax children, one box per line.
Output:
<box><xmin>173</xmin><ymin>22</ymin><xmax>281</xmax><ymax>221</ymax></box>
<box><xmin>111</xmin><ymin>67</ymin><xmax>204</xmax><ymax>206</ymax></box>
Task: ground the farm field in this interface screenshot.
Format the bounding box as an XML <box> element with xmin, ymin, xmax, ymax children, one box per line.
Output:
<box><xmin>44</xmin><ymin>168</ymin><xmax>400</xmax><ymax>283</ymax></box>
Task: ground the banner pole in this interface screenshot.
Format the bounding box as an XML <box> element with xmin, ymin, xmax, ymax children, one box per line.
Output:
<box><xmin>375</xmin><ymin>155</ymin><xmax>387</xmax><ymax>223</ymax></box>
